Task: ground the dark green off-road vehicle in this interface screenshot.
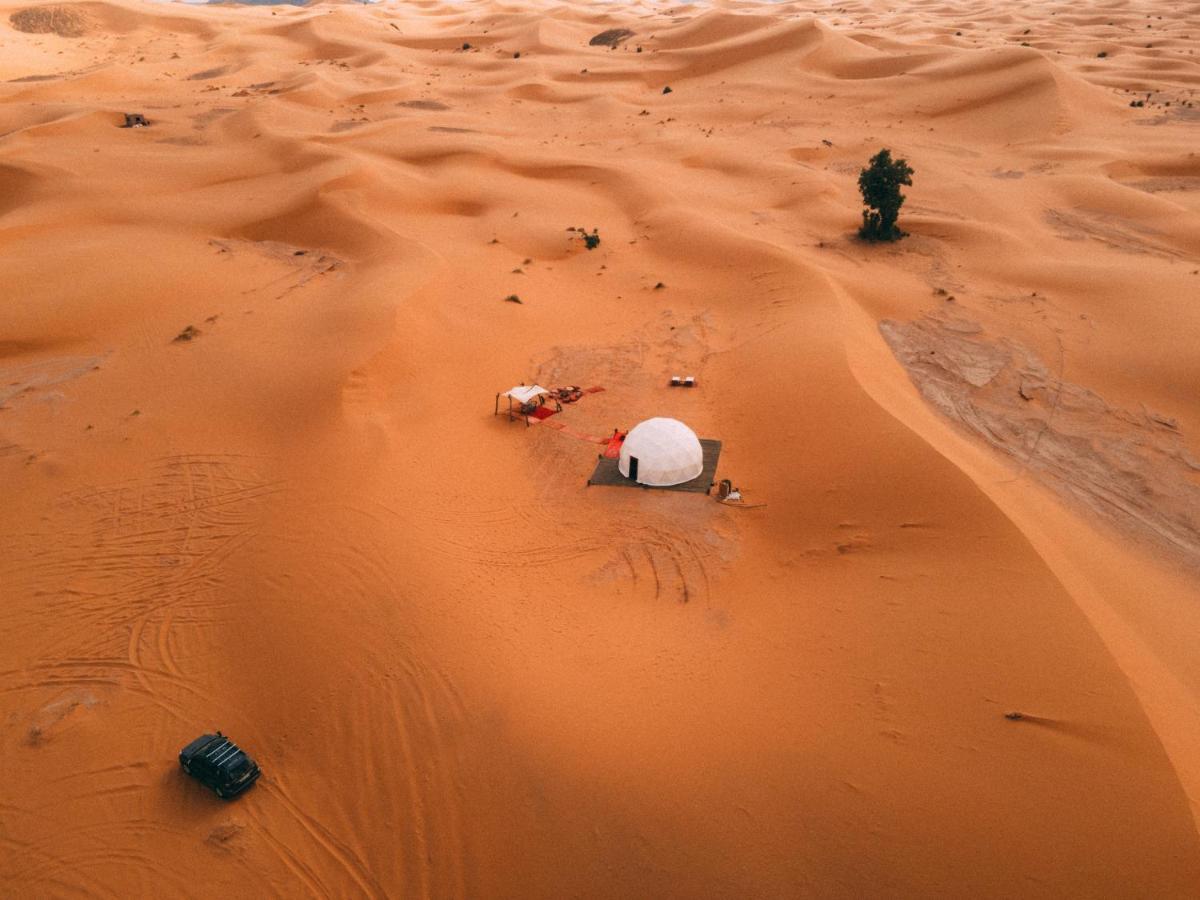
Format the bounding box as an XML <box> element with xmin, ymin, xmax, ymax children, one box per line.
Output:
<box><xmin>179</xmin><ymin>732</ymin><xmax>260</xmax><ymax>799</ymax></box>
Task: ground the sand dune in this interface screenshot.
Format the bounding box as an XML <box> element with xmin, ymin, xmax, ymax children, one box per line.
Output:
<box><xmin>2</xmin><ymin>0</ymin><xmax>1200</xmax><ymax>896</ymax></box>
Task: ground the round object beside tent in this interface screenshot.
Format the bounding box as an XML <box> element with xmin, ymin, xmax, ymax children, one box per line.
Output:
<box><xmin>618</xmin><ymin>417</ymin><xmax>704</xmax><ymax>486</ymax></box>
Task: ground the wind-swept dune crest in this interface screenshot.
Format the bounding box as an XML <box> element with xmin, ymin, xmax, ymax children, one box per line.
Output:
<box><xmin>1104</xmin><ymin>154</ymin><xmax>1200</xmax><ymax>180</ymax></box>
<box><xmin>257</xmin><ymin>15</ymin><xmax>369</xmax><ymax>61</ymax></box>
<box><xmin>906</xmin><ymin>47</ymin><xmax>1118</xmax><ymax>140</ymax></box>
<box><xmin>228</xmin><ymin>186</ymin><xmax>389</xmax><ymax>257</ymax></box>
<box><xmin>512</xmin><ymin>16</ymin><xmax>587</xmax><ymax>54</ymax></box>
<box><xmin>655</xmin><ymin>14</ymin><xmax>868</xmax><ymax>81</ymax></box>
<box><xmin>810</xmin><ymin>46</ymin><xmax>946</xmax><ymax>81</ymax></box>
<box><xmin>1046</xmin><ymin>173</ymin><xmax>1200</xmax><ymax>240</ymax></box>
<box><xmin>651</xmin><ymin>9</ymin><xmax>782</xmax><ymax>52</ymax></box>
<box><xmin>9</xmin><ymin>108</ymin><xmax>126</xmax><ymax>141</ymax></box>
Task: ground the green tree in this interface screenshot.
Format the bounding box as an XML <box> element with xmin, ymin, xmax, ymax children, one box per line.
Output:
<box><xmin>857</xmin><ymin>149</ymin><xmax>914</xmax><ymax>242</ymax></box>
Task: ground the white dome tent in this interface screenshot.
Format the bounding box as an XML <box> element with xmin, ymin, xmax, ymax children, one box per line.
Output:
<box><xmin>618</xmin><ymin>417</ymin><xmax>704</xmax><ymax>487</ymax></box>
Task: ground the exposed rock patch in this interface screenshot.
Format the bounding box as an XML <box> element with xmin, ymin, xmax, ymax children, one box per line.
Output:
<box><xmin>397</xmin><ymin>99</ymin><xmax>448</xmax><ymax>110</ymax></box>
<box><xmin>880</xmin><ymin>313</ymin><xmax>1200</xmax><ymax>565</ymax></box>
<box><xmin>0</xmin><ymin>354</ymin><xmax>105</xmax><ymax>408</ymax></box>
<box><xmin>9</xmin><ymin>6</ymin><xmax>88</xmax><ymax>37</ymax></box>
<box><xmin>589</xmin><ymin>28</ymin><xmax>633</xmax><ymax>48</ymax></box>
<box><xmin>187</xmin><ymin>66</ymin><xmax>231</xmax><ymax>81</ymax></box>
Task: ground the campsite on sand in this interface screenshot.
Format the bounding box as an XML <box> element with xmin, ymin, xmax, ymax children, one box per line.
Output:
<box><xmin>2</xmin><ymin>0</ymin><xmax>1200</xmax><ymax>895</ymax></box>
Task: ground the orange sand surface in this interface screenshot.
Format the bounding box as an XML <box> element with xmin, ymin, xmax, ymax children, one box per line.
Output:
<box><xmin>2</xmin><ymin>0</ymin><xmax>1200</xmax><ymax>895</ymax></box>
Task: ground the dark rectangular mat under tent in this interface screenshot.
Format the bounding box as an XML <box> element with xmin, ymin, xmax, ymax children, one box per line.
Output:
<box><xmin>587</xmin><ymin>439</ymin><xmax>722</xmax><ymax>493</ymax></box>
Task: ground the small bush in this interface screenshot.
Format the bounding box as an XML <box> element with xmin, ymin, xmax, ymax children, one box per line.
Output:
<box><xmin>857</xmin><ymin>148</ymin><xmax>914</xmax><ymax>243</ymax></box>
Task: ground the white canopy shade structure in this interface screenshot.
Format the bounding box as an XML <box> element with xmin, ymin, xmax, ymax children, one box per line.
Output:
<box><xmin>502</xmin><ymin>384</ymin><xmax>550</xmax><ymax>404</ymax></box>
<box><xmin>618</xmin><ymin>417</ymin><xmax>704</xmax><ymax>486</ymax></box>
<box><xmin>496</xmin><ymin>384</ymin><xmax>561</xmax><ymax>426</ymax></box>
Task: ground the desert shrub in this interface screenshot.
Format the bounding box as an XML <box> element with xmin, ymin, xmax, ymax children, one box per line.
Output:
<box><xmin>858</xmin><ymin>148</ymin><xmax>914</xmax><ymax>242</ymax></box>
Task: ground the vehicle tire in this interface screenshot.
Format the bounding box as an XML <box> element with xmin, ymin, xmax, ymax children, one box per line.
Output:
<box><xmin>214</xmin><ymin>786</ymin><xmax>227</xmax><ymax>799</ymax></box>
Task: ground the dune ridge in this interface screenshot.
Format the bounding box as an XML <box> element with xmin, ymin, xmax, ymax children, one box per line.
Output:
<box><xmin>2</xmin><ymin>0</ymin><xmax>1199</xmax><ymax>896</ymax></box>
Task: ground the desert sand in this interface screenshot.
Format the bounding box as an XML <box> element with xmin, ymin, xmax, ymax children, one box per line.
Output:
<box><xmin>2</xmin><ymin>0</ymin><xmax>1199</xmax><ymax>895</ymax></box>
